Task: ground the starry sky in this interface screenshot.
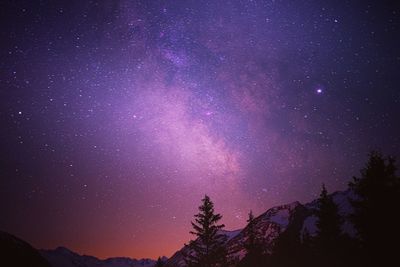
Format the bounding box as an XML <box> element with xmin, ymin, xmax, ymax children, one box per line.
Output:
<box><xmin>1</xmin><ymin>0</ymin><xmax>399</xmax><ymax>260</ymax></box>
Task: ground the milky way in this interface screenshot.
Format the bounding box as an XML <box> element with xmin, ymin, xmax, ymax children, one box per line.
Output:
<box><xmin>1</xmin><ymin>0</ymin><xmax>399</xmax><ymax>259</ymax></box>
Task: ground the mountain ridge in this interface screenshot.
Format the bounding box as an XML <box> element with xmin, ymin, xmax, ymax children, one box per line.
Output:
<box><xmin>164</xmin><ymin>189</ymin><xmax>354</xmax><ymax>266</ymax></box>
<box><xmin>40</xmin><ymin>246</ymin><xmax>165</xmax><ymax>267</ymax></box>
<box><xmin>1</xmin><ymin>189</ymin><xmax>353</xmax><ymax>267</ymax></box>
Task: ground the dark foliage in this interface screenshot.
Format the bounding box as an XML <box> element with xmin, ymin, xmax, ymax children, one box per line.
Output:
<box><xmin>181</xmin><ymin>151</ymin><xmax>400</xmax><ymax>267</ymax></box>
<box><xmin>237</xmin><ymin>211</ymin><xmax>265</xmax><ymax>267</ymax></box>
<box><xmin>0</xmin><ymin>231</ymin><xmax>52</xmax><ymax>267</ymax></box>
<box><xmin>184</xmin><ymin>195</ymin><xmax>228</xmax><ymax>267</ymax></box>
<box><xmin>308</xmin><ymin>184</ymin><xmax>346</xmax><ymax>267</ymax></box>
<box><xmin>267</xmin><ymin>205</ymin><xmax>310</xmax><ymax>267</ymax></box>
<box><xmin>268</xmin><ymin>152</ymin><xmax>400</xmax><ymax>267</ymax></box>
<box><xmin>349</xmin><ymin>151</ymin><xmax>400</xmax><ymax>266</ymax></box>
<box><xmin>155</xmin><ymin>256</ymin><xmax>165</xmax><ymax>267</ymax></box>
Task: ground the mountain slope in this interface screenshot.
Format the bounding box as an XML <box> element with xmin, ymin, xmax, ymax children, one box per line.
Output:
<box><xmin>0</xmin><ymin>230</ymin><xmax>52</xmax><ymax>267</ymax></box>
<box><xmin>1</xmin><ymin>189</ymin><xmax>353</xmax><ymax>267</ymax></box>
<box><xmin>0</xmin><ymin>230</ymin><xmax>165</xmax><ymax>267</ymax></box>
<box><xmin>41</xmin><ymin>247</ymin><xmax>160</xmax><ymax>267</ymax></box>
<box><xmin>165</xmin><ymin>189</ymin><xmax>354</xmax><ymax>266</ymax></box>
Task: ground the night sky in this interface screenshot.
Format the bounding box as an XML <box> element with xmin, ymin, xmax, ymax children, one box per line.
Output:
<box><xmin>1</xmin><ymin>0</ymin><xmax>399</xmax><ymax>260</ymax></box>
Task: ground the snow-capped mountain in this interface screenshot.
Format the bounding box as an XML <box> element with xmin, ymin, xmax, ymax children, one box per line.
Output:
<box><xmin>163</xmin><ymin>229</ymin><xmax>243</xmax><ymax>267</ymax></box>
<box><xmin>164</xmin><ymin>201</ymin><xmax>303</xmax><ymax>266</ymax></box>
<box><xmin>1</xmin><ymin>189</ymin><xmax>353</xmax><ymax>267</ymax></box>
<box><xmin>226</xmin><ymin>201</ymin><xmax>303</xmax><ymax>261</ymax></box>
<box><xmin>301</xmin><ymin>189</ymin><xmax>356</xmax><ymax>237</ymax></box>
<box><xmin>165</xmin><ymin>189</ymin><xmax>354</xmax><ymax>266</ymax></box>
<box><xmin>41</xmin><ymin>247</ymin><xmax>162</xmax><ymax>267</ymax></box>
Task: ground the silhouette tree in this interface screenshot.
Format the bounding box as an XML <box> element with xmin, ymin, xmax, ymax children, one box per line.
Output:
<box><xmin>238</xmin><ymin>211</ymin><xmax>265</xmax><ymax>267</ymax></box>
<box><xmin>313</xmin><ymin>184</ymin><xmax>344</xmax><ymax>267</ymax></box>
<box><xmin>155</xmin><ymin>256</ymin><xmax>164</xmax><ymax>267</ymax></box>
<box><xmin>349</xmin><ymin>151</ymin><xmax>400</xmax><ymax>266</ymax></box>
<box><xmin>184</xmin><ymin>195</ymin><xmax>227</xmax><ymax>267</ymax></box>
<box><xmin>268</xmin><ymin>205</ymin><xmax>309</xmax><ymax>267</ymax></box>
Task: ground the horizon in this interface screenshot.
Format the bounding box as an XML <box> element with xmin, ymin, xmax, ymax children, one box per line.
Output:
<box><xmin>36</xmin><ymin>185</ymin><xmax>351</xmax><ymax>259</ymax></box>
<box><xmin>6</xmin><ymin>182</ymin><xmax>349</xmax><ymax>260</ymax></box>
<box><xmin>0</xmin><ymin>165</ymin><xmax>367</xmax><ymax>259</ymax></box>
<box><xmin>1</xmin><ymin>0</ymin><xmax>399</xmax><ymax>261</ymax></box>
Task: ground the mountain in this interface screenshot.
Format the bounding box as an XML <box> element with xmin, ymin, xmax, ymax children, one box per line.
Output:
<box><xmin>164</xmin><ymin>189</ymin><xmax>355</xmax><ymax>266</ymax></box>
<box><xmin>301</xmin><ymin>189</ymin><xmax>356</xmax><ymax>237</ymax></box>
<box><xmin>0</xmin><ymin>230</ymin><xmax>164</xmax><ymax>267</ymax></box>
<box><xmin>41</xmin><ymin>247</ymin><xmax>163</xmax><ymax>267</ymax></box>
<box><xmin>1</xmin><ymin>189</ymin><xmax>354</xmax><ymax>267</ymax></box>
<box><xmin>0</xmin><ymin>230</ymin><xmax>52</xmax><ymax>267</ymax></box>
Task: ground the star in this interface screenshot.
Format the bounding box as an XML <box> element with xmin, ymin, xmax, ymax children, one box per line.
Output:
<box><xmin>1</xmin><ymin>0</ymin><xmax>398</xmax><ymax>260</ymax></box>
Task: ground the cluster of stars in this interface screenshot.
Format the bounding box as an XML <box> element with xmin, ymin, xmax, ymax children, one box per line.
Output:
<box><xmin>0</xmin><ymin>0</ymin><xmax>399</xmax><ymax>260</ymax></box>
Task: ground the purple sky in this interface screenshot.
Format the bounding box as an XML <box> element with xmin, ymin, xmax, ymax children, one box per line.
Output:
<box><xmin>1</xmin><ymin>0</ymin><xmax>399</xmax><ymax>259</ymax></box>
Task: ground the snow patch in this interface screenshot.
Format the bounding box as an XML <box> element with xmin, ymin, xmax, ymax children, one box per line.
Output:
<box><xmin>221</xmin><ymin>229</ymin><xmax>242</xmax><ymax>240</ymax></box>
<box><xmin>301</xmin><ymin>215</ymin><xmax>318</xmax><ymax>236</ymax></box>
<box><xmin>269</xmin><ymin>209</ymin><xmax>290</xmax><ymax>226</ymax></box>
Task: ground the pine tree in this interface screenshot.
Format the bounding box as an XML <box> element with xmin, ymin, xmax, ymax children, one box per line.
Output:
<box><xmin>239</xmin><ymin>211</ymin><xmax>264</xmax><ymax>267</ymax></box>
<box><xmin>268</xmin><ymin>205</ymin><xmax>309</xmax><ymax>267</ymax></box>
<box><xmin>184</xmin><ymin>195</ymin><xmax>227</xmax><ymax>267</ymax></box>
<box><xmin>301</xmin><ymin>228</ymin><xmax>313</xmax><ymax>259</ymax></box>
<box><xmin>313</xmin><ymin>184</ymin><xmax>343</xmax><ymax>267</ymax></box>
<box><xmin>315</xmin><ymin>184</ymin><xmax>342</xmax><ymax>242</ymax></box>
<box><xmin>349</xmin><ymin>151</ymin><xmax>400</xmax><ymax>266</ymax></box>
<box><xmin>155</xmin><ymin>256</ymin><xmax>164</xmax><ymax>267</ymax></box>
